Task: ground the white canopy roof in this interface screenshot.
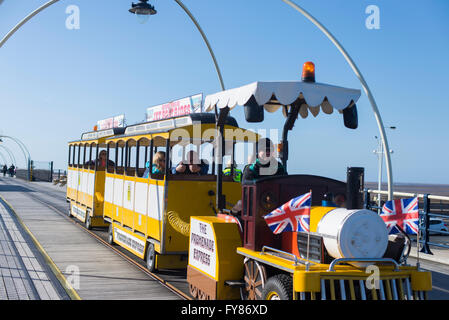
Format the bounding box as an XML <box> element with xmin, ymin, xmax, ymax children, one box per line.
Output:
<box><xmin>204</xmin><ymin>81</ymin><xmax>361</xmax><ymax>118</ymax></box>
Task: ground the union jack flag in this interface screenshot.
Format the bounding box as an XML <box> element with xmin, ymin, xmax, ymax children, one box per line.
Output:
<box><xmin>263</xmin><ymin>192</ymin><xmax>311</xmax><ymax>234</ymax></box>
<box><xmin>380</xmin><ymin>197</ymin><xmax>419</xmax><ymax>235</ymax></box>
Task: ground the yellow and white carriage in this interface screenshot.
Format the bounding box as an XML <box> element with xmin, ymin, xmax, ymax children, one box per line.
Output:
<box><xmin>67</xmin><ymin>127</ymin><xmax>125</xmax><ymax>229</ymax></box>
<box><xmin>101</xmin><ymin>113</ymin><xmax>256</xmax><ymax>271</ymax></box>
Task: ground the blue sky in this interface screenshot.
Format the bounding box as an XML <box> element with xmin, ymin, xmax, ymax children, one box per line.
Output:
<box><xmin>0</xmin><ymin>0</ymin><xmax>448</xmax><ymax>184</ymax></box>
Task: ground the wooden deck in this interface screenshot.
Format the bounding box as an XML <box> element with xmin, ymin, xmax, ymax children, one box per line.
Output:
<box><xmin>0</xmin><ymin>177</ymin><xmax>183</xmax><ymax>300</ymax></box>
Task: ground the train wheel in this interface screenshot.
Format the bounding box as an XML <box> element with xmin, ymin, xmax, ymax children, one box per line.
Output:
<box><xmin>262</xmin><ymin>274</ymin><xmax>293</xmax><ymax>300</ymax></box>
<box><xmin>107</xmin><ymin>224</ymin><xmax>114</xmax><ymax>245</ymax></box>
<box><xmin>241</xmin><ymin>258</ymin><xmax>266</xmax><ymax>300</ymax></box>
<box><xmin>197</xmin><ymin>289</ymin><xmax>210</xmax><ymax>300</ymax></box>
<box><xmin>146</xmin><ymin>243</ymin><xmax>157</xmax><ymax>272</ymax></box>
<box><xmin>85</xmin><ymin>214</ymin><xmax>92</xmax><ymax>230</ymax></box>
<box><xmin>189</xmin><ymin>284</ymin><xmax>198</xmax><ymax>299</ymax></box>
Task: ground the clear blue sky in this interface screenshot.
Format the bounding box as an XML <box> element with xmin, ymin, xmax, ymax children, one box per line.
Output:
<box><xmin>0</xmin><ymin>0</ymin><xmax>448</xmax><ymax>184</ymax></box>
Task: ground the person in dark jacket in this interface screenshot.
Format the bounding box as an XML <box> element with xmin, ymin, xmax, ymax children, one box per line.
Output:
<box><xmin>242</xmin><ymin>138</ymin><xmax>285</xmax><ymax>184</ymax></box>
<box><xmin>2</xmin><ymin>164</ymin><xmax>7</xmax><ymax>177</ymax></box>
<box><xmin>8</xmin><ymin>164</ymin><xmax>15</xmax><ymax>177</ymax></box>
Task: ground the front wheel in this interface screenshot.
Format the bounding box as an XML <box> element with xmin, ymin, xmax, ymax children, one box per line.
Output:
<box><xmin>146</xmin><ymin>243</ymin><xmax>157</xmax><ymax>273</ymax></box>
<box><xmin>262</xmin><ymin>274</ymin><xmax>293</xmax><ymax>300</ymax></box>
<box><xmin>107</xmin><ymin>224</ymin><xmax>114</xmax><ymax>245</ymax></box>
<box><xmin>85</xmin><ymin>214</ymin><xmax>92</xmax><ymax>230</ymax></box>
<box><xmin>241</xmin><ymin>258</ymin><xmax>266</xmax><ymax>300</ymax></box>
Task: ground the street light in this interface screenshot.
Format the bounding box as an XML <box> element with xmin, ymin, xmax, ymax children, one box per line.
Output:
<box><xmin>373</xmin><ymin>126</ymin><xmax>396</xmax><ymax>213</ymax></box>
<box><xmin>129</xmin><ymin>0</ymin><xmax>157</xmax><ymax>15</ymax></box>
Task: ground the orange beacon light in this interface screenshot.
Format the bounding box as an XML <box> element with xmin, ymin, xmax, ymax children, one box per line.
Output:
<box><xmin>302</xmin><ymin>61</ymin><xmax>315</xmax><ymax>82</ymax></box>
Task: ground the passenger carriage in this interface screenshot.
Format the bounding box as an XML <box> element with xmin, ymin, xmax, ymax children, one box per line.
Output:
<box><xmin>102</xmin><ymin>113</ymin><xmax>258</xmax><ymax>272</ymax></box>
<box><xmin>66</xmin><ymin>127</ymin><xmax>126</xmax><ymax>229</ymax></box>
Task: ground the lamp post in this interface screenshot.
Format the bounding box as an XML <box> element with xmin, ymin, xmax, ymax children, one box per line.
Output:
<box><xmin>281</xmin><ymin>0</ymin><xmax>394</xmax><ymax>201</ymax></box>
<box><xmin>373</xmin><ymin>126</ymin><xmax>396</xmax><ymax>213</ymax></box>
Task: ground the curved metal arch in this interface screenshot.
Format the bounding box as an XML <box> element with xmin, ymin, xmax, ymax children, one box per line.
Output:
<box><xmin>281</xmin><ymin>0</ymin><xmax>393</xmax><ymax>200</ymax></box>
<box><xmin>0</xmin><ymin>135</ymin><xmax>30</xmax><ymax>167</ymax></box>
<box><xmin>173</xmin><ymin>0</ymin><xmax>225</xmax><ymax>91</ymax></box>
<box><xmin>0</xmin><ymin>0</ymin><xmax>60</xmax><ymax>49</ymax></box>
<box><xmin>0</xmin><ymin>151</ymin><xmax>8</xmax><ymax>166</ymax></box>
<box><xmin>0</xmin><ymin>145</ymin><xmax>17</xmax><ymax>165</ymax></box>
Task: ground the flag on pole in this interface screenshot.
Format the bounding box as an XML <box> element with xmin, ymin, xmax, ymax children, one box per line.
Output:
<box><xmin>263</xmin><ymin>192</ymin><xmax>311</xmax><ymax>234</ymax></box>
<box><xmin>380</xmin><ymin>197</ymin><xmax>419</xmax><ymax>235</ymax></box>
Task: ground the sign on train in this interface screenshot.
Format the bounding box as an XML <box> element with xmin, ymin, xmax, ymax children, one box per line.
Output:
<box><xmin>189</xmin><ymin>218</ymin><xmax>216</xmax><ymax>278</ymax></box>
<box><xmin>97</xmin><ymin>114</ymin><xmax>125</xmax><ymax>130</ymax></box>
<box><xmin>146</xmin><ymin>93</ymin><xmax>203</xmax><ymax>122</ymax></box>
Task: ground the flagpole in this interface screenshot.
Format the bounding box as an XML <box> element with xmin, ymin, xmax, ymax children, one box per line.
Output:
<box><xmin>410</xmin><ymin>210</ymin><xmax>421</xmax><ymax>271</ymax></box>
<box><xmin>306</xmin><ymin>190</ymin><xmax>312</xmax><ymax>271</ymax></box>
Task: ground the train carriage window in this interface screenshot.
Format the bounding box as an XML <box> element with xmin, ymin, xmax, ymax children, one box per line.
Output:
<box><xmin>74</xmin><ymin>144</ymin><xmax>80</xmax><ymax>168</ymax></box>
<box><xmin>149</xmin><ymin>135</ymin><xmax>168</xmax><ymax>180</ymax></box>
<box><xmin>89</xmin><ymin>143</ymin><xmax>97</xmax><ymax>170</ymax></box>
<box><xmin>107</xmin><ymin>142</ymin><xmax>116</xmax><ymax>174</ymax></box>
<box><xmin>200</xmin><ymin>142</ymin><xmax>214</xmax><ymax>174</ymax></box>
<box><xmin>137</xmin><ymin>138</ymin><xmax>150</xmax><ymax>178</ymax></box>
<box><xmin>169</xmin><ymin>138</ymin><xmax>215</xmax><ymax>180</ymax></box>
<box><xmin>81</xmin><ymin>144</ymin><xmax>87</xmax><ymax>169</ymax></box>
<box><xmin>84</xmin><ymin>144</ymin><xmax>91</xmax><ymax>169</ymax></box>
<box><xmin>115</xmin><ymin>141</ymin><xmax>125</xmax><ymax>175</ymax></box>
<box><xmin>68</xmin><ymin>145</ymin><xmax>72</xmax><ymax>167</ymax></box>
<box><xmin>125</xmin><ymin>139</ymin><xmax>137</xmax><ymax>177</ymax></box>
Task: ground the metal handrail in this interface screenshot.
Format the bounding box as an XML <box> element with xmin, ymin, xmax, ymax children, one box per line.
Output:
<box><xmin>367</xmin><ymin>189</ymin><xmax>449</xmax><ymax>201</ymax></box>
<box><xmin>328</xmin><ymin>258</ymin><xmax>400</xmax><ymax>272</ymax></box>
<box><xmin>261</xmin><ymin>246</ymin><xmax>307</xmax><ymax>266</ymax></box>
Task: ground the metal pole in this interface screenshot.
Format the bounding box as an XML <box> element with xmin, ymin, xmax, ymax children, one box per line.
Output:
<box><xmin>281</xmin><ymin>0</ymin><xmax>394</xmax><ymax>200</ymax></box>
<box><xmin>420</xmin><ymin>194</ymin><xmax>432</xmax><ymax>255</ymax></box>
<box><xmin>377</xmin><ymin>137</ymin><xmax>383</xmax><ymax>213</ymax></box>
<box><xmin>0</xmin><ymin>136</ymin><xmax>30</xmax><ymax>168</ymax></box>
<box><xmin>173</xmin><ymin>0</ymin><xmax>225</xmax><ymax>91</ymax></box>
<box><xmin>0</xmin><ymin>145</ymin><xmax>17</xmax><ymax>165</ymax></box>
<box><xmin>0</xmin><ymin>152</ymin><xmax>8</xmax><ymax>166</ymax></box>
<box><xmin>0</xmin><ymin>0</ymin><xmax>61</xmax><ymax>49</ymax></box>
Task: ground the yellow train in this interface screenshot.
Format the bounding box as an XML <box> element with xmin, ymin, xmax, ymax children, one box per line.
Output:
<box><xmin>66</xmin><ymin>62</ymin><xmax>432</xmax><ymax>300</ymax></box>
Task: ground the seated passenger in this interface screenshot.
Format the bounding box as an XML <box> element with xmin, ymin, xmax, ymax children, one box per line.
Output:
<box><xmin>88</xmin><ymin>150</ymin><xmax>114</xmax><ymax>169</ymax></box>
<box><xmin>223</xmin><ymin>160</ymin><xmax>242</xmax><ymax>182</ymax></box>
<box><xmin>143</xmin><ymin>151</ymin><xmax>166</xmax><ymax>178</ymax></box>
<box><xmin>242</xmin><ymin>138</ymin><xmax>285</xmax><ymax>184</ymax></box>
<box><xmin>174</xmin><ymin>150</ymin><xmax>209</xmax><ymax>175</ymax></box>
<box><xmin>152</xmin><ymin>151</ymin><xmax>166</xmax><ymax>174</ymax></box>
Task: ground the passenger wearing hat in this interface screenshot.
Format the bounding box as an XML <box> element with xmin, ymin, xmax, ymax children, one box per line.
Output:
<box><xmin>242</xmin><ymin>138</ymin><xmax>285</xmax><ymax>184</ymax></box>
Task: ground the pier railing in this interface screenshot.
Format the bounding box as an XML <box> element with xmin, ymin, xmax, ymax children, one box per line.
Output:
<box><xmin>364</xmin><ymin>189</ymin><xmax>449</xmax><ymax>255</ymax></box>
